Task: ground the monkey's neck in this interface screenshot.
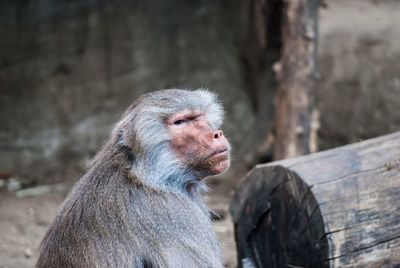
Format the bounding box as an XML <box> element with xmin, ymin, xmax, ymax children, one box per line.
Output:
<box><xmin>132</xmin><ymin>162</ymin><xmax>207</xmax><ymax>199</ymax></box>
<box><xmin>94</xmin><ymin>141</ymin><xmax>207</xmax><ymax>199</ymax></box>
<box><xmin>120</xmin><ymin>145</ymin><xmax>207</xmax><ymax>198</ymax></box>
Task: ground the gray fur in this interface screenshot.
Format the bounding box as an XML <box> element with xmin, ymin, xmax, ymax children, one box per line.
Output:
<box><xmin>36</xmin><ymin>89</ymin><xmax>225</xmax><ymax>268</ymax></box>
<box><xmin>116</xmin><ymin>88</ymin><xmax>224</xmax><ymax>193</ymax></box>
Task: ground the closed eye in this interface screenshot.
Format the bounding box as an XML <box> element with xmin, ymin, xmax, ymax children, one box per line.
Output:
<box><xmin>173</xmin><ymin>119</ymin><xmax>188</xmax><ymax>125</ymax></box>
<box><xmin>173</xmin><ymin>115</ymin><xmax>199</xmax><ymax>125</ymax></box>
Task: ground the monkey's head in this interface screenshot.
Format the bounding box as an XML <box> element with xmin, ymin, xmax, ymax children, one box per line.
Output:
<box><xmin>114</xmin><ymin>89</ymin><xmax>230</xmax><ymax>192</ymax></box>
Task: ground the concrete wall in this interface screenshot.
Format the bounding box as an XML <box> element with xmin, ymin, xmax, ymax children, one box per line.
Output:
<box><xmin>317</xmin><ymin>0</ymin><xmax>400</xmax><ymax>148</ymax></box>
<box><xmin>1</xmin><ymin>0</ymin><xmax>399</xmax><ymax>179</ymax></box>
<box><xmin>0</xmin><ymin>0</ymin><xmax>255</xmax><ymax>179</ymax></box>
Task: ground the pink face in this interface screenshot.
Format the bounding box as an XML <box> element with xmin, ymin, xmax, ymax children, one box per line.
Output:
<box><xmin>167</xmin><ymin>110</ymin><xmax>230</xmax><ymax>177</ymax></box>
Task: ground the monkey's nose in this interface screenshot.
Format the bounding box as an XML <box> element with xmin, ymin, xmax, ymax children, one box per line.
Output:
<box><xmin>213</xmin><ymin>130</ymin><xmax>223</xmax><ymax>139</ymax></box>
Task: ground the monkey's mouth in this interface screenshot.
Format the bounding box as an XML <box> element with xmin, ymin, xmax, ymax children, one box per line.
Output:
<box><xmin>208</xmin><ymin>149</ymin><xmax>229</xmax><ymax>161</ymax></box>
<box><xmin>206</xmin><ymin>149</ymin><xmax>230</xmax><ymax>174</ymax></box>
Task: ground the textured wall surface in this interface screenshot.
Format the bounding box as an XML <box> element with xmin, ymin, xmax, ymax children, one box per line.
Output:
<box><xmin>317</xmin><ymin>0</ymin><xmax>400</xmax><ymax>148</ymax></box>
<box><xmin>1</xmin><ymin>0</ymin><xmax>400</xmax><ymax>179</ymax></box>
<box><xmin>0</xmin><ymin>0</ymin><xmax>255</xmax><ymax>178</ymax></box>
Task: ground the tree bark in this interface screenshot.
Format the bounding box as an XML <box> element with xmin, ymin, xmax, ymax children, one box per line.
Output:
<box><xmin>273</xmin><ymin>0</ymin><xmax>320</xmax><ymax>160</ymax></box>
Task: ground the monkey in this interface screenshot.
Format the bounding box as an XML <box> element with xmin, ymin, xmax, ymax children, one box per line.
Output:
<box><xmin>36</xmin><ymin>89</ymin><xmax>231</xmax><ymax>268</ymax></box>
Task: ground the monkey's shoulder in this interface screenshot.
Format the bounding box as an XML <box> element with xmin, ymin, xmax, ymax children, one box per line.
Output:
<box><xmin>40</xmin><ymin>172</ymin><xmax>222</xmax><ymax>268</ymax></box>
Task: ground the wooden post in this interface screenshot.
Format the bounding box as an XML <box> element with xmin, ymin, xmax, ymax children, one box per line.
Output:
<box><xmin>273</xmin><ymin>0</ymin><xmax>320</xmax><ymax>160</ymax></box>
<box><xmin>230</xmin><ymin>131</ymin><xmax>400</xmax><ymax>267</ymax></box>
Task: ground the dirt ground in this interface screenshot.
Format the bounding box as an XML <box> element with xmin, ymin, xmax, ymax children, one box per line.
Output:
<box><xmin>0</xmin><ymin>176</ymin><xmax>238</xmax><ymax>268</ymax></box>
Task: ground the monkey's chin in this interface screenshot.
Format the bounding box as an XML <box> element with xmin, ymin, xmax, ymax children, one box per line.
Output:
<box><xmin>206</xmin><ymin>150</ymin><xmax>230</xmax><ymax>175</ymax></box>
<box><xmin>209</xmin><ymin>159</ymin><xmax>230</xmax><ymax>175</ymax></box>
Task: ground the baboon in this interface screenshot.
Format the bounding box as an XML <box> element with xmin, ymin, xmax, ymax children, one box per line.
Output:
<box><xmin>36</xmin><ymin>89</ymin><xmax>231</xmax><ymax>268</ymax></box>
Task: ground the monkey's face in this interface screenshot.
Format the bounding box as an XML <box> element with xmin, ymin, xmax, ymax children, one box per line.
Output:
<box><xmin>167</xmin><ymin>110</ymin><xmax>230</xmax><ymax>177</ymax></box>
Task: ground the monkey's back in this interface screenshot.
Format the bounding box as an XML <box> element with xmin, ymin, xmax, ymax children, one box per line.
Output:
<box><xmin>36</xmin><ymin>166</ymin><xmax>222</xmax><ymax>268</ymax></box>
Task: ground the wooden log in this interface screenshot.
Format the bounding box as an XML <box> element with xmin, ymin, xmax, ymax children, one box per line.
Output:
<box><xmin>230</xmin><ymin>131</ymin><xmax>400</xmax><ymax>267</ymax></box>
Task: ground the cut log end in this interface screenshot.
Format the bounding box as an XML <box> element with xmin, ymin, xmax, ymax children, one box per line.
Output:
<box><xmin>230</xmin><ymin>166</ymin><xmax>329</xmax><ymax>267</ymax></box>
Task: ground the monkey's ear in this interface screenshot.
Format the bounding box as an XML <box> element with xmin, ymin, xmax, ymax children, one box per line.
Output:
<box><xmin>114</xmin><ymin>119</ymin><xmax>135</xmax><ymax>149</ymax></box>
<box><xmin>117</xmin><ymin>127</ymin><xmax>128</xmax><ymax>146</ymax></box>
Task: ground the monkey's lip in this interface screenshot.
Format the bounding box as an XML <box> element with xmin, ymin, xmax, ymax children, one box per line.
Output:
<box><xmin>208</xmin><ymin>149</ymin><xmax>229</xmax><ymax>160</ymax></box>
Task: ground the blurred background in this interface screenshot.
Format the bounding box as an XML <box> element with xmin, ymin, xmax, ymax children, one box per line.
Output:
<box><xmin>1</xmin><ymin>0</ymin><xmax>400</xmax><ymax>267</ymax></box>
